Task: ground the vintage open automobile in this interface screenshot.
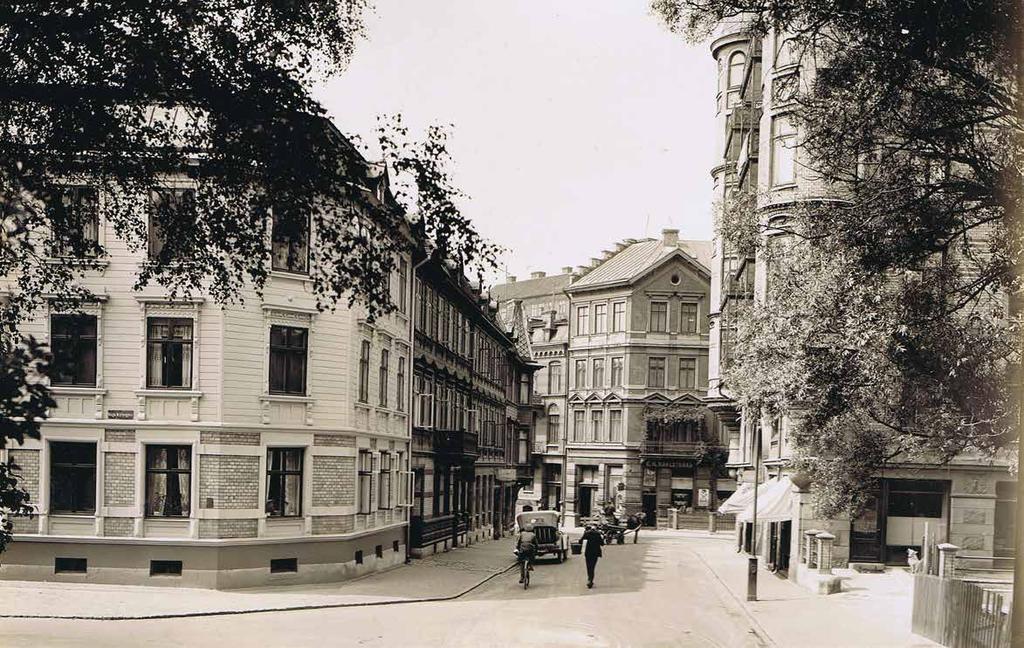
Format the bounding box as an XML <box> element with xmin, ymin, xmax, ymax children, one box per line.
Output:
<box><xmin>516</xmin><ymin>510</ymin><xmax>569</xmax><ymax>562</ymax></box>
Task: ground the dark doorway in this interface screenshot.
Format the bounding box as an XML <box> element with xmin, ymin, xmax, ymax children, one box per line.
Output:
<box><xmin>769</xmin><ymin>521</ymin><xmax>792</xmax><ymax>573</ymax></box>
<box><xmin>642</xmin><ymin>492</ymin><xmax>657</xmax><ymax>527</ymax></box>
<box><xmin>850</xmin><ymin>492</ymin><xmax>885</xmax><ymax>562</ymax></box>
<box><xmin>578</xmin><ymin>485</ymin><xmax>594</xmax><ymax>521</ymax></box>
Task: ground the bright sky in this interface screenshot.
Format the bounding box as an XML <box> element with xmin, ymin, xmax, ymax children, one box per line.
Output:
<box><xmin>315</xmin><ymin>0</ymin><xmax>715</xmax><ymax>284</ymax></box>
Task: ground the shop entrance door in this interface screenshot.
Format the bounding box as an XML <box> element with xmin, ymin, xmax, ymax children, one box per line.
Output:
<box><xmin>642</xmin><ymin>492</ymin><xmax>657</xmax><ymax>527</ymax></box>
<box><xmin>850</xmin><ymin>492</ymin><xmax>885</xmax><ymax>562</ymax></box>
<box><xmin>578</xmin><ymin>486</ymin><xmax>594</xmax><ymax>521</ymax></box>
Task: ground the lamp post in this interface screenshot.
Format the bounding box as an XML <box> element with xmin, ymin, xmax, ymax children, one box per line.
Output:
<box><xmin>746</xmin><ymin>422</ymin><xmax>762</xmax><ymax>602</ymax></box>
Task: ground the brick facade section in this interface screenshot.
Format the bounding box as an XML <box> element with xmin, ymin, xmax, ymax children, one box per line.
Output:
<box><xmin>11</xmin><ymin>516</ymin><xmax>38</xmax><ymax>534</ymax></box>
<box><xmin>200</xmin><ymin>431</ymin><xmax>260</xmax><ymax>446</ymax></box>
<box><xmin>199</xmin><ymin>455</ymin><xmax>260</xmax><ymax>509</ymax></box>
<box><xmin>9</xmin><ymin>449</ymin><xmax>40</xmax><ymax>506</ymax></box>
<box><xmin>104</xmin><ymin>429</ymin><xmax>136</xmax><ymax>443</ymax></box>
<box><xmin>312</xmin><ymin>456</ymin><xmax>356</xmax><ymax>507</ymax></box>
<box><xmin>311</xmin><ymin>515</ymin><xmax>355</xmax><ymax>535</ymax></box>
<box><xmin>314</xmin><ymin>434</ymin><xmax>355</xmax><ymax>447</ymax></box>
<box><xmin>103</xmin><ymin>517</ymin><xmax>134</xmax><ymax>537</ymax></box>
<box><xmin>103</xmin><ymin>452</ymin><xmax>135</xmax><ymax>506</ymax></box>
<box><xmin>198</xmin><ymin>519</ymin><xmax>259</xmax><ymax>539</ymax></box>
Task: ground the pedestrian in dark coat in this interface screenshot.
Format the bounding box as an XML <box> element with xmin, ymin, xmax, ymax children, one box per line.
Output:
<box><xmin>581</xmin><ymin>524</ymin><xmax>604</xmax><ymax>588</ymax></box>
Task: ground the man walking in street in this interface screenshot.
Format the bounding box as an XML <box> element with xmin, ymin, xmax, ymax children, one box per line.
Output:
<box><xmin>581</xmin><ymin>524</ymin><xmax>604</xmax><ymax>589</ymax></box>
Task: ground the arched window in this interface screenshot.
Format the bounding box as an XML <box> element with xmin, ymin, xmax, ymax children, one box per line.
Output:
<box><xmin>547</xmin><ymin>404</ymin><xmax>561</xmax><ymax>445</ymax></box>
<box><xmin>726</xmin><ymin>51</ymin><xmax>746</xmax><ymax>108</ymax></box>
<box><xmin>548</xmin><ymin>361</ymin><xmax>562</xmax><ymax>393</ymax></box>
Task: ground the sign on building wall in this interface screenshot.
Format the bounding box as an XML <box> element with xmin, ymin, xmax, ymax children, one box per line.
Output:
<box><xmin>697</xmin><ymin>488</ymin><xmax>710</xmax><ymax>507</ymax></box>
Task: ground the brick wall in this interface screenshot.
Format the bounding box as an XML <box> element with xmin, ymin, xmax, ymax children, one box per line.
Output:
<box><xmin>9</xmin><ymin>449</ymin><xmax>40</xmax><ymax>506</ymax></box>
<box><xmin>104</xmin><ymin>517</ymin><xmax>134</xmax><ymax>537</ymax></box>
<box><xmin>312</xmin><ymin>456</ymin><xmax>356</xmax><ymax>507</ymax></box>
<box><xmin>199</xmin><ymin>455</ymin><xmax>260</xmax><ymax>509</ymax></box>
<box><xmin>103</xmin><ymin>452</ymin><xmax>135</xmax><ymax>506</ymax></box>
<box><xmin>200</xmin><ymin>431</ymin><xmax>260</xmax><ymax>446</ymax></box>
<box><xmin>312</xmin><ymin>514</ymin><xmax>355</xmax><ymax>535</ymax></box>
<box><xmin>198</xmin><ymin>519</ymin><xmax>259</xmax><ymax>539</ymax></box>
<box><xmin>104</xmin><ymin>429</ymin><xmax>136</xmax><ymax>443</ymax></box>
<box><xmin>314</xmin><ymin>434</ymin><xmax>355</xmax><ymax>447</ymax></box>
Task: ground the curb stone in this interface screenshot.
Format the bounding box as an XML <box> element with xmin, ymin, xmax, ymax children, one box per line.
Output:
<box><xmin>692</xmin><ymin>549</ymin><xmax>778</xmax><ymax>648</ymax></box>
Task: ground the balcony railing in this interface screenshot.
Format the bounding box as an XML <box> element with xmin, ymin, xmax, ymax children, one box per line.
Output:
<box><xmin>434</xmin><ymin>430</ymin><xmax>478</xmax><ymax>458</ymax></box>
<box><xmin>410</xmin><ymin>513</ymin><xmax>468</xmax><ymax>548</ymax></box>
<box><xmin>640</xmin><ymin>439</ymin><xmax>704</xmax><ymax>456</ymax></box>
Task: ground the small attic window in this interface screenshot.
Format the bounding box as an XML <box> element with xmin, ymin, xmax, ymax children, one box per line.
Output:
<box><xmin>670</xmin><ymin>274</ymin><xmax>681</xmax><ymax>285</ymax></box>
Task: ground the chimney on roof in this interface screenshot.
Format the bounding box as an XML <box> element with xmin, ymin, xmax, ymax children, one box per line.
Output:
<box><xmin>507</xmin><ymin>276</ymin><xmax>517</xmax><ymax>283</ymax></box>
<box><xmin>575</xmin><ymin>265</ymin><xmax>589</xmax><ymax>274</ymax></box>
<box><xmin>590</xmin><ymin>257</ymin><xmax>602</xmax><ymax>267</ymax></box>
<box><xmin>601</xmin><ymin>250</ymin><xmax>614</xmax><ymax>259</ymax></box>
<box><xmin>615</xmin><ymin>242</ymin><xmax>627</xmax><ymax>252</ymax></box>
<box><xmin>662</xmin><ymin>228</ymin><xmax>680</xmax><ymax>247</ymax></box>
<box><xmin>530</xmin><ymin>271</ymin><xmax>546</xmax><ymax>279</ymax></box>
<box><xmin>561</xmin><ymin>266</ymin><xmax>573</xmax><ymax>274</ymax></box>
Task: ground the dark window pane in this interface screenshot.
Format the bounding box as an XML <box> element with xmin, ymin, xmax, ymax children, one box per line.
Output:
<box><xmin>145</xmin><ymin>445</ymin><xmax>191</xmax><ymax>517</ymax></box>
<box><xmin>49</xmin><ymin>442</ymin><xmax>96</xmax><ymax>514</ymax></box>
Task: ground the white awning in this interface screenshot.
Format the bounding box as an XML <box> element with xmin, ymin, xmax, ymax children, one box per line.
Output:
<box><xmin>716</xmin><ymin>481</ymin><xmax>757</xmax><ymax>514</ymax></box>
<box><xmin>737</xmin><ymin>476</ymin><xmax>795</xmax><ymax>523</ymax></box>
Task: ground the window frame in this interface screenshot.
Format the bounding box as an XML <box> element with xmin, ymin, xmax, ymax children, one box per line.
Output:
<box><xmin>649</xmin><ymin>301</ymin><xmax>668</xmax><ymax>333</ymax></box>
<box><xmin>270</xmin><ymin>207</ymin><xmax>311</xmax><ymax>275</ymax></box>
<box><xmin>50</xmin><ymin>314</ymin><xmax>98</xmax><ymax>387</ymax></box>
<box><xmin>268</xmin><ymin>324</ymin><xmax>309</xmax><ymax>396</ymax></box>
<box><xmin>609</xmin><ymin>409</ymin><xmax>623</xmax><ymax>442</ymax></box>
<box><xmin>576</xmin><ymin>305</ymin><xmax>590</xmax><ymax>336</ymax></box>
<box><xmin>679</xmin><ymin>357</ymin><xmax>697</xmax><ymax>390</ymax></box>
<box><xmin>610</xmin><ymin>357</ymin><xmax>624</xmax><ymax>387</ymax></box>
<box><xmin>548</xmin><ymin>361</ymin><xmax>562</xmax><ymax>394</ymax></box>
<box><xmin>358</xmin><ymin>340</ymin><xmax>371</xmax><ymax>403</ymax></box>
<box><xmin>611</xmin><ymin>302</ymin><xmax>626</xmax><ymax>332</ymax></box>
<box><xmin>49</xmin><ymin>441</ymin><xmax>97</xmax><ymax>515</ymax></box>
<box><xmin>680</xmin><ymin>302</ymin><xmax>698</xmax><ymax>334</ymax></box>
<box><xmin>148</xmin><ymin>187</ymin><xmax>196</xmax><ymax>262</ymax></box>
<box><xmin>265</xmin><ymin>447</ymin><xmax>304</xmax><ymax>518</ymax></box>
<box><xmin>46</xmin><ymin>185</ymin><xmax>100</xmax><ymax>258</ymax></box>
<box><xmin>146</xmin><ymin>317</ymin><xmax>194</xmax><ymax>390</ymax></box>
<box><xmin>396</xmin><ymin>356</ymin><xmax>406</xmax><ymax>412</ymax></box>
<box><xmin>593</xmin><ymin>303</ymin><xmax>607</xmax><ymax>333</ymax></box>
<box><xmin>575</xmin><ymin>359</ymin><xmax>587</xmax><ymax>389</ymax></box>
<box><xmin>378</xmin><ymin>348</ymin><xmax>390</xmax><ymax>407</ymax></box>
<box><xmin>592</xmin><ymin>358</ymin><xmax>605</xmax><ymax>388</ymax></box>
<box><xmin>648</xmin><ymin>357</ymin><xmax>666</xmax><ymax>388</ymax></box>
<box><xmin>771</xmin><ymin>115</ymin><xmax>798</xmax><ymax>187</ymax></box>
<box><xmin>144</xmin><ymin>444</ymin><xmax>192</xmax><ymax>518</ymax></box>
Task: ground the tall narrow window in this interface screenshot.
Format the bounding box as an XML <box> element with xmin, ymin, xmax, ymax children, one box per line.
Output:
<box><xmin>727</xmin><ymin>51</ymin><xmax>746</xmax><ymax>107</ymax></box>
<box><xmin>266</xmin><ymin>448</ymin><xmax>303</xmax><ymax>517</ymax></box>
<box><xmin>145</xmin><ymin>445</ymin><xmax>191</xmax><ymax>517</ymax></box>
<box><xmin>47</xmin><ymin>186</ymin><xmax>99</xmax><ymax>257</ymax></box>
<box><xmin>591</xmin><ymin>410</ymin><xmax>604</xmax><ymax>442</ymax></box>
<box><xmin>611</xmin><ymin>357</ymin><xmax>624</xmax><ymax>387</ymax></box>
<box><xmin>50</xmin><ymin>314</ymin><xmax>97</xmax><ymax>386</ymax></box>
<box><xmin>148</xmin><ymin>188</ymin><xmax>195</xmax><ymax>261</ymax></box>
<box><xmin>771</xmin><ymin>116</ymin><xmax>797</xmax><ymax>186</ymax></box>
<box><xmin>594</xmin><ymin>304</ymin><xmax>607</xmax><ymax>333</ymax></box>
<box><xmin>548</xmin><ymin>361</ymin><xmax>562</xmax><ymax>393</ymax></box>
<box><xmin>576</xmin><ymin>306</ymin><xmax>590</xmax><ymax>336</ymax></box>
<box><xmin>146</xmin><ymin>318</ymin><xmax>193</xmax><ymax>389</ymax></box>
<box><xmin>609</xmin><ymin>410</ymin><xmax>623</xmax><ymax>442</ymax></box>
<box><xmin>650</xmin><ymin>302</ymin><xmax>668</xmax><ymax>332</ymax></box>
<box><xmin>648</xmin><ymin>357</ymin><xmax>666</xmax><ymax>388</ymax></box>
<box><xmin>396</xmin><ymin>357</ymin><xmax>406</xmax><ymax>412</ymax></box>
<box><xmin>49</xmin><ymin>441</ymin><xmax>96</xmax><ymax>514</ymax></box>
<box><xmin>379</xmin><ymin>349</ymin><xmax>390</xmax><ymax>407</ymax></box>
<box><xmin>592</xmin><ymin>358</ymin><xmax>605</xmax><ymax>388</ymax></box>
<box><xmin>679</xmin><ymin>358</ymin><xmax>697</xmax><ymax>390</ymax></box>
<box><xmin>681</xmin><ymin>303</ymin><xmax>698</xmax><ymax>333</ymax></box>
<box><xmin>612</xmin><ymin>302</ymin><xmax>625</xmax><ymax>332</ymax></box>
<box><xmin>548</xmin><ymin>407</ymin><xmax>561</xmax><ymax>444</ymax></box>
<box><xmin>379</xmin><ymin>453</ymin><xmax>392</xmax><ymax>510</ymax></box>
<box><xmin>358</xmin><ymin>340</ymin><xmax>371</xmax><ymax>403</ymax></box>
<box><xmin>397</xmin><ymin>259</ymin><xmax>408</xmax><ymax>312</ymax></box>
<box><xmin>358</xmin><ymin>451</ymin><xmax>373</xmax><ymax>514</ymax></box>
<box><xmin>269</xmin><ymin>325</ymin><xmax>308</xmax><ymax>395</ymax></box>
<box><xmin>271</xmin><ymin>208</ymin><xmax>310</xmax><ymax>274</ymax></box>
<box><xmin>575</xmin><ymin>360</ymin><xmax>587</xmax><ymax>389</ymax></box>
<box><xmin>573</xmin><ymin>410</ymin><xmax>586</xmax><ymax>442</ymax></box>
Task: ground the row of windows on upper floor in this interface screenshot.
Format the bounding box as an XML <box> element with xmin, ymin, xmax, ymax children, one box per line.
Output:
<box><xmin>574</xmin><ymin>300</ymin><xmax>701</xmax><ymax>337</ymax></box>
<box><xmin>40</xmin><ymin>185</ymin><xmax>411</xmax><ymax>313</ymax></box>
<box><xmin>541</xmin><ymin>356</ymin><xmax>702</xmax><ymax>393</ymax></box>
<box><xmin>410</xmin><ymin>370</ymin><xmax>521</xmax><ymax>453</ymax></box>
<box><xmin>40</xmin><ymin>441</ymin><xmax>407</xmax><ymax>519</ymax></box>
<box><xmin>716</xmin><ymin>37</ymin><xmax>799</xmax><ymax>110</ymax></box>
<box><xmin>50</xmin><ymin>313</ymin><xmax>407</xmax><ymax>409</ymax></box>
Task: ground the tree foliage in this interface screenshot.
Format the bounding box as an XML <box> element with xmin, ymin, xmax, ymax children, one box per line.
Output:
<box><xmin>653</xmin><ymin>0</ymin><xmax>1022</xmax><ymax>515</ymax></box>
<box><xmin>0</xmin><ymin>2</ymin><xmax>494</xmax><ymax>550</ymax></box>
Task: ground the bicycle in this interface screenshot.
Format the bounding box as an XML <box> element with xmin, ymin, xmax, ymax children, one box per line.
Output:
<box><xmin>516</xmin><ymin>550</ymin><xmax>534</xmax><ymax>589</ymax></box>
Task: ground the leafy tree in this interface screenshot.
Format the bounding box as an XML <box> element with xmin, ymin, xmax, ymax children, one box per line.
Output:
<box><xmin>0</xmin><ymin>2</ymin><xmax>494</xmax><ymax>551</ymax></box>
<box><xmin>652</xmin><ymin>0</ymin><xmax>1021</xmax><ymax>516</ymax></box>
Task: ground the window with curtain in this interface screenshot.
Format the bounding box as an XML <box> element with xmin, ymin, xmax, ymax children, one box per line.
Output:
<box><xmin>47</xmin><ymin>185</ymin><xmax>99</xmax><ymax>257</ymax></box>
<box><xmin>49</xmin><ymin>441</ymin><xmax>96</xmax><ymax>514</ymax></box>
<box><xmin>548</xmin><ymin>361</ymin><xmax>562</xmax><ymax>393</ymax></box>
<box><xmin>609</xmin><ymin>410</ymin><xmax>623</xmax><ymax>442</ymax></box>
<box><xmin>594</xmin><ymin>304</ymin><xmax>607</xmax><ymax>333</ymax></box>
<box><xmin>679</xmin><ymin>358</ymin><xmax>697</xmax><ymax>390</ymax></box>
<box><xmin>681</xmin><ymin>303</ymin><xmax>698</xmax><ymax>333</ymax></box>
<box><xmin>379</xmin><ymin>349</ymin><xmax>389</xmax><ymax>407</ymax></box>
<box><xmin>611</xmin><ymin>357</ymin><xmax>624</xmax><ymax>387</ymax></box>
<box><xmin>573</xmin><ymin>410</ymin><xmax>586</xmax><ymax>442</ymax></box>
<box><xmin>648</xmin><ymin>357</ymin><xmax>666</xmax><ymax>388</ymax></box>
<box><xmin>548</xmin><ymin>408</ymin><xmax>561</xmax><ymax>444</ymax></box>
<box><xmin>650</xmin><ymin>302</ymin><xmax>668</xmax><ymax>332</ymax></box>
<box><xmin>592</xmin><ymin>358</ymin><xmax>605</xmax><ymax>388</ymax></box>
<box><xmin>266</xmin><ymin>448</ymin><xmax>303</xmax><ymax>517</ymax></box>
<box><xmin>146</xmin><ymin>317</ymin><xmax>193</xmax><ymax>389</ymax></box>
<box><xmin>50</xmin><ymin>314</ymin><xmax>97</xmax><ymax>386</ymax></box>
<box><xmin>771</xmin><ymin>115</ymin><xmax>798</xmax><ymax>186</ymax></box>
<box><xmin>269</xmin><ymin>325</ymin><xmax>308</xmax><ymax>395</ymax></box>
<box><xmin>145</xmin><ymin>445</ymin><xmax>191</xmax><ymax>517</ymax></box>
<box><xmin>358</xmin><ymin>340</ymin><xmax>371</xmax><ymax>403</ymax></box>
<box><xmin>271</xmin><ymin>207</ymin><xmax>310</xmax><ymax>274</ymax></box>
<box><xmin>575</xmin><ymin>360</ymin><xmax>587</xmax><ymax>389</ymax></box>
<box><xmin>612</xmin><ymin>302</ymin><xmax>625</xmax><ymax>332</ymax></box>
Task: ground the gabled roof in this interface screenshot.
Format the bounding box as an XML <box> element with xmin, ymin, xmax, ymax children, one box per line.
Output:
<box><xmin>491</xmin><ymin>273</ymin><xmax>572</xmax><ymax>302</ymax></box>
<box><xmin>569</xmin><ymin>238</ymin><xmax>712</xmax><ymax>290</ymax></box>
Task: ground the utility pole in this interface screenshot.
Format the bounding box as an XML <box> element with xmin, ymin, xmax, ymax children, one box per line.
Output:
<box><xmin>747</xmin><ymin>421</ymin><xmax>762</xmax><ymax>601</ymax></box>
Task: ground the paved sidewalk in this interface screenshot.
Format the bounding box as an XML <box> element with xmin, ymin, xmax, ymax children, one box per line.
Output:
<box><xmin>0</xmin><ymin>538</ymin><xmax>517</xmax><ymax>620</ymax></box>
<box><xmin>689</xmin><ymin>536</ymin><xmax>939</xmax><ymax>647</ymax></box>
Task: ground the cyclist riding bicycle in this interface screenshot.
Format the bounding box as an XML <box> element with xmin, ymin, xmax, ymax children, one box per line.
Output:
<box><xmin>516</xmin><ymin>521</ymin><xmax>538</xmax><ymax>584</ymax></box>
